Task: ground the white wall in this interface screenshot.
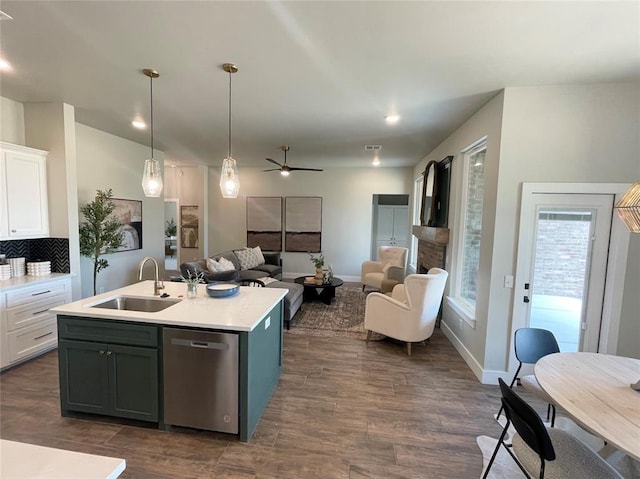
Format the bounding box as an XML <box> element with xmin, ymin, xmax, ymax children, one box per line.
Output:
<box><xmin>413</xmin><ymin>91</ymin><xmax>505</xmax><ymax>369</ymax></box>
<box><xmin>24</xmin><ymin>103</ymin><xmax>81</xmax><ymax>299</ymax></box>
<box><xmin>76</xmin><ymin>123</ymin><xmax>165</xmax><ymax>297</ymax></box>
<box><xmin>208</xmin><ymin>166</ymin><xmax>413</xmax><ymax>280</ymax></box>
<box><xmin>414</xmin><ymin>83</ymin><xmax>640</xmax><ymax>379</ymax></box>
<box><xmin>0</xmin><ymin>97</ymin><xmax>25</xmax><ymax>145</ymax></box>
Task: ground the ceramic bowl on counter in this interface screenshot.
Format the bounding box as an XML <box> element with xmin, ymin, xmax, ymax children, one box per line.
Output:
<box><xmin>206</xmin><ymin>282</ymin><xmax>240</xmax><ymax>298</ymax></box>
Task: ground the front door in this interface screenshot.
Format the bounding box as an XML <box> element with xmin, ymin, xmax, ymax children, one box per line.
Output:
<box><xmin>513</xmin><ymin>193</ymin><xmax>613</xmax><ymax>352</ymax></box>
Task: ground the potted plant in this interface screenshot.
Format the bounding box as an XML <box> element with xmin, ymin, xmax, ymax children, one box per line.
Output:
<box><xmin>79</xmin><ymin>189</ymin><xmax>124</xmax><ymax>295</ymax></box>
<box><xmin>182</xmin><ymin>270</ymin><xmax>204</xmax><ymax>298</ymax></box>
<box><xmin>165</xmin><ymin>217</ymin><xmax>177</xmax><ymax>238</ymax></box>
<box><xmin>308</xmin><ymin>253</ymin><xmax>325</xmax><ymax>284</ymax></box>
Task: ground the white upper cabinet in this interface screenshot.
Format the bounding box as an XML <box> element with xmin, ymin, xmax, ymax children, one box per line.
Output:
<box><xmin>0</xmin><ymin>142</ymin><xmax>49</xmax><ymax>239</ymax></box>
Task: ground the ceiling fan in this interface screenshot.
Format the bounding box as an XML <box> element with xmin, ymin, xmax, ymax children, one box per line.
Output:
<box><xmin>264</xmin><ymin>145</ymin><xmax>323</xmax><ymax>176</ymax></box>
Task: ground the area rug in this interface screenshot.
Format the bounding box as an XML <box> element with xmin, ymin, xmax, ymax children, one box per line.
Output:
<box><xmin>287</xmin><ymin>286</ymin><xmax>378</xmax><ymax>339</ymax></box>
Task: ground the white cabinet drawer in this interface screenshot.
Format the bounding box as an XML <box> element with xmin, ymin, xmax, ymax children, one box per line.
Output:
<box><xmin>7</xmin><ymin>317</ymin><xmax>57</xmax><ymax>363</ymax></box>
<box><xmin>6</xmin><ymin>296</ymin><xmax>68</xmax><ymax>332</ymax></box>
<box><xmin>5</xmin><ymin>280</ymin><xmax>70</xmax><ymax>308</ymax></box>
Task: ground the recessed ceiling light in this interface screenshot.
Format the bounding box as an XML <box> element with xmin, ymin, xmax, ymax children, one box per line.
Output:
<box><xmin>385</xmin><ymin>114</ymin><xmax>400</xmax><ymax>124</ymax></box>
<box><xmin>131</xmin><ymin>119</ymin><xmax>146</xmax><ymax>129</ymax></box>
<box><xmin>372</xmin><ymin>157</ymin><xmax>380</xmax><ymax>167</ymax></box>
<box><xmin>0</xmin><ymin>58</ymin><xmax>12</xmax><ymax>71</ymax></box>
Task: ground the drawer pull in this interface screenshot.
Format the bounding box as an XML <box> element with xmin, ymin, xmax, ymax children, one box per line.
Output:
<box><xmin>106</xmin><ymin>351</ymin><xmax>112</xmax><ymax>356</ymax></box>
<box><xmin>33</xmin><ymin>331</ymin><xmax>53</xmax><ymax>341</ymax></box>
<box><xmin>32</xmin><ymin>308</ymin><xmax>50</xmax><ymax>316</ymax></box>
<box><xmin>31</xmin><ymin>290</ymin><xmax>51</xmax><ymax>297</ymax></box>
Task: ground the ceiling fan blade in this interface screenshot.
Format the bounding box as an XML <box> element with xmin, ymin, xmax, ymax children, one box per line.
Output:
<box><xmin>263</xmin><ymin>168</ymin><xmax>281</xmax><ymax>172</ymax></box>
<box><xmin>289</xmin><ymin>167</ymin><xmax>324</xmax><ymax>172</ymax></box>
<box><xmin>265</xmin><ymin>158</ymin><xmax>282</xmax><ymax>167</ymax></box>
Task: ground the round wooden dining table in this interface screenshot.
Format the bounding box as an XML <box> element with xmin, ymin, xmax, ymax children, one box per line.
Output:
<box><xmin>535</xmin><ymin>352</ymin><xmax>640</xmax><ymax>461</ymax></box>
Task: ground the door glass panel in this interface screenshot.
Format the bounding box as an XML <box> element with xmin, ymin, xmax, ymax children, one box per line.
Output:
<box><xmin>529</xmin><ymin>209</ymin><xmax>594</xmax><ymax>352</ymax></box>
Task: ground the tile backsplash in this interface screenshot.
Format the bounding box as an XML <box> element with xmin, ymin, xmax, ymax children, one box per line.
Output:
<box><xmin>0</xmin><ymin>238</ymin><xmax>70</xmax><ymax>273</ymax></box>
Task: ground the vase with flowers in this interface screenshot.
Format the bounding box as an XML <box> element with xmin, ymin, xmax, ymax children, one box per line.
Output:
<box><xmin>308</xmin><ymin>253</ymin><xmax>325</xmax><ymax>285</ymax></box>
<box><xmin>182</xmin><ymin>270</ymin><xmax>204</xmax><ymax>298</ymax></box>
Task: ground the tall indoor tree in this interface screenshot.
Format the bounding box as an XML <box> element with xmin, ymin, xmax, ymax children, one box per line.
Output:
<box><xmin>79</xmin><ymin>189</ymin><xmax>124</xmax><ymax>295</ymax></box>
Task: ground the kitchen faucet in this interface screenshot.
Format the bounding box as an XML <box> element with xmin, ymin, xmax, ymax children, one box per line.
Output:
<box><xmin>138</xmin><ymin>256</ymin><xmax>165</xmax><ymax>295</ymax></box>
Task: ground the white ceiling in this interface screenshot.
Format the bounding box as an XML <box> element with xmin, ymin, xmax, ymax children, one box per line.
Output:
<box><xmin>1</xmin><ymin>1</ymin><xmax>638</xmax><ymax>169</ymax></box>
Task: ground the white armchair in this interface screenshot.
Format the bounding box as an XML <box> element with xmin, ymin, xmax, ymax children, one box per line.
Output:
<box><xmin>361</xmin><ymin>246</ymin><xmax>408</xmax><ymax>293</ymax></box>
<box><xmin>364</xmin><ymin>268</ymin><xmax>448</xmax><ymax>355</ymax></box>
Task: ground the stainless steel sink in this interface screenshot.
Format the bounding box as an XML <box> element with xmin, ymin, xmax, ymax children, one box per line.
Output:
<box><xmin>89</xmin><ymin>296</ymin><xmax>181</xmax><ymax>313</ymax></box>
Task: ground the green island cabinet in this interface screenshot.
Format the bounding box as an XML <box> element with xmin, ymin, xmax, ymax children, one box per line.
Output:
<box><xmin>56</xmin><ymin>299</ymin><xmax>283</xmax><ymax>442</ymax></box>
<box><xmin>57</xmin><ymin>317</ymin><xmax>159</xmax><ymax>422</ymax></box>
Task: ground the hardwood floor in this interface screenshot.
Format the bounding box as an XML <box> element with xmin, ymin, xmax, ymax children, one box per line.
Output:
<box><xmin>0</xmin><ymin>329</ymin><xmax>516</xmax><ymax>478</ymax></box>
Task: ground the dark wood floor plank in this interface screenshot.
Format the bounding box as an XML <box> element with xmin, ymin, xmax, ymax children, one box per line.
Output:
<box><xmin>0</xmin><ymin>327</ymin><xmax>512</xmax><ymax>478</ymax></box>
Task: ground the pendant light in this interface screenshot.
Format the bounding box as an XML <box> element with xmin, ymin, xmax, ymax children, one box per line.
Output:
<box><xmin>220</xmin><ymin>63</ymin><xmax>240</xmax><ymax>198</ymax></box>
<box><xmin>141</xmin><ymin>68</ymin><xmax>163</xmax><ymax>197</ymax></box>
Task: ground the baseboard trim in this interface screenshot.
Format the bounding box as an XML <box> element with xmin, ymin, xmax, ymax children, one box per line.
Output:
<box><xmin>440</xmin><ymin>321</ymin><xmax>507</xmax><ymax>385</ymax></box>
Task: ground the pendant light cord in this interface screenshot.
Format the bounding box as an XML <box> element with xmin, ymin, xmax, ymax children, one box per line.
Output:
<box><xmin>150</xmin><ymin>75</ymin><xmax>154</xmax><ymax>160</ymax></box>
<box><xmin>228</xmin><ymin>70</ymin><xmax>232</xmax><ymax>159</ymax></box>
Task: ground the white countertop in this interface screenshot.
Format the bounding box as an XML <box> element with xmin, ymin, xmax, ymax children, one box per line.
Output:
<box><xmin>0</xmin><ymin>273</ymin><xmax>73</xmax><ymax>292</ymax></box>
<box><xmin>0</xmin><ymin>439</ymin><xmax>125</xmax><ymax>479</ymax></box>
<box><xmin>51</xmin><ymin>280</ymin><xmax>287</xmax><ymax>332</ymax></box>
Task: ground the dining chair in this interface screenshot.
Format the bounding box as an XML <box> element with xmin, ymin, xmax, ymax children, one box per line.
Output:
<box><xmin>497</xmin><ymin>328</ymin><xmax>560</xmax><ymax>427</ymax></box>
<box><xmin>482</xmin><ymin>378</ymin><xmax>622</xmax><ymax>479</ymax></box>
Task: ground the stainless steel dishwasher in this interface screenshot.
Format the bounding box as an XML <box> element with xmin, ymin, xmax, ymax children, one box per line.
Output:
<box><xmin>163</xmin><ymin>328</ymin><xmax>239</xmax><ymax>434</ymax></box>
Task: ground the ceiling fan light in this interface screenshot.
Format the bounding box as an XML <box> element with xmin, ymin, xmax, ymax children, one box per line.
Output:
<box><xmin>220</xmin><ymin>157</ymin><xmax>240</xmax><ymax>198</ymax></box>
<box><xmin>142</xmin><ymin>158</ymin><xmax>163</xmax><ymax>197</ymax></box>
<box><xmin>280</xmin><ymin>169</ymin><xmax>290</xmax><ymax>177</ymax></box>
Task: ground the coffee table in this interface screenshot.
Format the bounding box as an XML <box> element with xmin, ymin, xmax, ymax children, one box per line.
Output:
<box><xmin>294</xmin><ymin>276</ymin><xmax>344</xmax><ymax>305</ymax></box>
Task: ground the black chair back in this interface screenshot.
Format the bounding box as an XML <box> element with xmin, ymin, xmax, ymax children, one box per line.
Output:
<box><xmin>499</xmin><ymin>378</ymin><xmax>555</xmax><ymax>462</ymax></box>
<box><xmin>514</xmin><ymin>328</ymin><xmax>560</xmax><ymax>365</ymax></box>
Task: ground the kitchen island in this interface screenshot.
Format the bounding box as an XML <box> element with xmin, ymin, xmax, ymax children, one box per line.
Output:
<box><xmin>51</xmin><ymin>280</ymin><xmax>286</xmax><ymax>442</ymax></box>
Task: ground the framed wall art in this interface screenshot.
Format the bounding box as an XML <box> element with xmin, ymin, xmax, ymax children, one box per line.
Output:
<box><xmin>284</xmin><ymin>196</ymin><xmax>322</xmax><ymax>252</ymax></box>
<box><xmin>110</xmin><ymin>198</ymin><xmax>142</xmax><ymax>252</ymax></box>
<box><xmin>246</xmin><ymin>197</ymin><xmax>283</xmax><ymax>251</ymax></box>
<box><xmin>180</xmin><ymin>205</ymin><xmax>199</xmax><ymax>248</ymax></box>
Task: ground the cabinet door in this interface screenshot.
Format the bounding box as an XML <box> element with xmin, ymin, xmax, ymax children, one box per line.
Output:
<box><xmin>391</xmin><ymin>206</ymin><xmax>409</xmax><ymax>244</ymax></box>
<box><xmin>108</xmin><ymin>344</ymin><xmax>158</xmax><ymax>422</ymax></box>
<box><xmin>58</xmin><ymin>340</ymin><xmax>109</xmax><ymax>415</ymax></box>
<box><xmin>376</xmin><ymin>206</ymin><xmax>395</xmax><ymax>242</ymax></box>
<box><xmin>2</xmin><ymin>149</ymin><xmax>48</xmax><ymax>238</ymax></box>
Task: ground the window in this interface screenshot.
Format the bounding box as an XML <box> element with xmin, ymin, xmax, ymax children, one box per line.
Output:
<box><xmin>451</xmin><ymin>139</ymin><xmax>486</xmax><ymax>320</ymax></box>
<box><xmin>410</xmin><ymin>175</ymin><xmax>424</xmax><ymax>271</ymax></box>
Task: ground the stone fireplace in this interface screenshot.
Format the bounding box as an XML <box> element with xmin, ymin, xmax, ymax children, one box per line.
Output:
<box><xmin>412</xmin><ymin>226</ymin><xmax>449</xmax><ymax>273</ymax></box>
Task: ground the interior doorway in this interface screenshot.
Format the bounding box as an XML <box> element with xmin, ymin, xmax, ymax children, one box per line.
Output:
<box><xmin>371</xmin><ymin>194</ymin><xmax>409</xmax><ymax>259</ymax></box>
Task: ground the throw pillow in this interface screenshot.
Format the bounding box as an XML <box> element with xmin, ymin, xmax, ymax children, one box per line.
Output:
<box><xmin>252</xmin><ymin>246</ymin><xmax>266</xmax><ymax>266</ymax></box>
<box><xmin>205</xmin><ymin>257</ymin><xmax>221</xmax><ymax>273</ymax></box>
<box><xmin>235</xmin><ymin>248</ymin><xmax>261</xmax><ymax>270</ymax></box>
<box><xmin>217</xmin><ymin>257</ymin><xmax>236</xmax><ymax>271</ymax></box>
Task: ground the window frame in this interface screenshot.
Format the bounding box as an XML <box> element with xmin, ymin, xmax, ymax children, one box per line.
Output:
<box><xmin>447</xmin><ymin>136</ymin><xmax>487</xmax><ymax>327</ymax></box>
<box><xmin>409</xmin><ymin>174</ymin><xmax>424</xmax><ymax>272</ymax></box>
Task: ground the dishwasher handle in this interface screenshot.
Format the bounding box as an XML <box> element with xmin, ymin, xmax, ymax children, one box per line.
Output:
<box><xmin>170</xmin><ymin>338</ymin><xmax>229</xmax><ymax>350</ymax></box>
